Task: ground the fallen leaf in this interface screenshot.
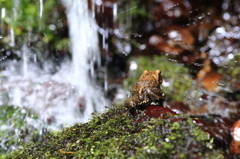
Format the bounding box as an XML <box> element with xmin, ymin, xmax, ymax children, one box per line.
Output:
<box><xmin>157</xmin><ymin>42</ymin><xmax>183</xmax><ymax>54</ymax></box>
<box><xmin>201</xmin><ymin>71</ymin><xmax>221</xmax><ymax>92</ymax></box>
<box><xmin>59</xmin><ymin>149</ymin><xmax>75</xmax><ymax>154</ymax></box>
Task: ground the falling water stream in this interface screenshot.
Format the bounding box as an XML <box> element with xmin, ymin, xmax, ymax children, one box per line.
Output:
<box><xmin>0</xmin><ymin>0</ymin><xmax>106</xmax><ymax>129</ymax></box>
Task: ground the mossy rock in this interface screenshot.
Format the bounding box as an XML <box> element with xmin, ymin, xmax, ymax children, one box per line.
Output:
<box><xmin>3</xmin><ymin>105</ymin><xmax>224</xmax><ymax>159</ymax></box>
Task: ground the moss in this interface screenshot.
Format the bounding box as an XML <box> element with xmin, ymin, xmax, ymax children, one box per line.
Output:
<box><xmin>124</xmin><ymin>55</ymin><xmax>194</xmax><ymax>102</ymax></box>
<box><xmin>0</xmin><ymin>105</ymin><xmax>45</xmax><ymax>154</ymax></box>
<box><xmin>3</xmin><ymin>105</ymin><xmax>224</xmax><ymax>159</ymax></box>
<box><xmin>118</xmin><ymin>0</ymin><xmax>152</xmax><ymax>34</ymax></box>
<box><xmin>0</xmin><ymin>0</ymin><xmax>69</xmax><ymax>62</ymax></box>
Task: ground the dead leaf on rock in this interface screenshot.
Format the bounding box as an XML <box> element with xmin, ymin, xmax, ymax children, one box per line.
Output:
<box><xmin>157</xmin><ymin>42</ymin><xmax>183</xmax><ymax>54</ymax></box>
<box><xmin>197</xmin><ymin>59</ymin><xmax>220</xmax><ymax>92</ymax></box>
<box><xmin>167</xmin><ymin>26</ymin><xmax>195</xmax><ymax>46</ymax></box>
<box><xmin>201</xmin><ymin>71</ymin><xmax>221</xmax><ymax>92</ymax></box>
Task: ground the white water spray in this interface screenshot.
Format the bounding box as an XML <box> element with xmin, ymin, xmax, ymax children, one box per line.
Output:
<box><xmin>0</xmin><ymin>0</ymin><xmax>107</xmax><ymax>129</ymax></box>
<box><xmin>60</xmin><ymin>0</ymin><xmax>106</xmax><ymax>121</ymax></box>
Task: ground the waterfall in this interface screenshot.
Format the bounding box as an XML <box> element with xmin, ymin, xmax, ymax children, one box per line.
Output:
<box><xmin>0</xmin><ymin>0</ymin><xmax>107</xmax><ymax>129</ymax></box>
<box><xmin>59</xmin><ymin>0</ymin><xmax>106</xmax><ymax>122</ymax></box>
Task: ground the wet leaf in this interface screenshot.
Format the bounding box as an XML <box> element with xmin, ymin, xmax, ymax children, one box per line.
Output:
<box><xmin>201</xmin><ymin>71</ymin><xmax>221</xmax><ymax>92</ymax></box>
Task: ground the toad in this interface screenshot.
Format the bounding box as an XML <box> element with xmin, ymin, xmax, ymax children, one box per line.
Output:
<box><xmin>124</xmin><ymin>70</ymin><xmax>165</xmax><ymax>110</ymax></box>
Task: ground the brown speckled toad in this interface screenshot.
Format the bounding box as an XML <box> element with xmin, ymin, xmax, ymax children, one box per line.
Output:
<box><xmin>124</xmin><ymin>70</ymin><xmax>165</xmax><ymax>109</ymax></box>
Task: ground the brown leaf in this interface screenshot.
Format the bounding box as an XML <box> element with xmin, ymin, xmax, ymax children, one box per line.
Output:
<box><xmin>59</xmin><ymin>149</ymin><xmax>75</xmax><ymax>154</ymax></box>
<box><xmin>201</xmin><ymin>71</ymin><xmax>221</xmax><ymax>92</ymax></box>
<box><xmin>167</xmin><ymin>26</ymin><xmax>195</xmax><ymax>46</ymax></box>
<box><xmin>157</xmin><ymin>42</ymin><xmax>183</xmax><ymax>54</ymax></box>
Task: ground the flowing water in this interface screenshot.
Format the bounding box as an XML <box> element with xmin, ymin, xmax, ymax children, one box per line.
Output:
<box><xmin>0</xmin><ymin>0</ymin><xmax>107</xmax><ymax>129</ymax></box>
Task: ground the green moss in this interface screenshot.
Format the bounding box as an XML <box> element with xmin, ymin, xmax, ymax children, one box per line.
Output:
<box><xmin>0</xmin><ymin>0</ymin><xmax>69</xmax><ymax>60</ymax></box>
<box><xmin>118</xmin><ymin>0</ymin><xmax>152</xmax><ymax>34</ymax></box>
<box><xmin>3</xmin><ymin>105</ymin><xmax>223</xmax><ymax>159</ymax></box>
<box><xmin>0</xmin><ymin>105</ymin><xmax>45</xmax><ymax>154</ymax></box>
<box><xmin>124</xmin><ymin>55</ymin><xmax>194</xmax><ymax>102</ymax></box>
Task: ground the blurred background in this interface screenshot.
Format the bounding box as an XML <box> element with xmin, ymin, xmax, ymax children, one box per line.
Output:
<box><xmin>1</xmin><ymin>0</ymin><xmax>240</xmax><ymax>154</ymax></box>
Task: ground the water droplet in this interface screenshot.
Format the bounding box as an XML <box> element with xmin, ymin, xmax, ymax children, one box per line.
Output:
<box><xmin>130</xmin><ymin>61</ymin><xmax>137</xmax><ymax>70</ymax></box>
<box><xmin>165</xmin><ymin>138</ymin><xmax>169</xmax><ymax>142</ymax></box>
<box><xmin>223</xmin><ymin>12</ymin><xmax>230</xmax><ymax>20</ymax></box>
<box><xmin>228</xmin><ymin>53</ymin><xmax>234</xmax><ymax>59</ymax></box>
<box><xmin>139</xmin><ymin>44</ymin><xmax>146</xmax><ymax>50</ymax></box>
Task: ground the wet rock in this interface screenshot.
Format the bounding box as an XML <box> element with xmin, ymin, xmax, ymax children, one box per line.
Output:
<box><xmin>168</xmin><ymin>101</ymin><xmax>191</xmax><ymax>114</ymax></box>
<box><xmin>144</xmin><ymin>105</ymin><xmax>177</xmax><ymax>118</ymax></box>
<box><xmin>135</xmin><ymin>105</ymin><xmax>177</xmax><ymax>124</ymax></box>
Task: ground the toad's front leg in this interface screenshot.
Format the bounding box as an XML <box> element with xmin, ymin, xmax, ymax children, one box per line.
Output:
<box><xmin>146</xmin><ymin>87</ymin><xmax>165</xmax><ymax>105</ymax></box>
